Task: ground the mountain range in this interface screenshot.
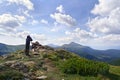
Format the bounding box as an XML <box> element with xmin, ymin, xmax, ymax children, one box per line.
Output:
<box><xmin>0</xmin><ymin>42</ymin><xmax>120</xmax><ymax>63</ymax></box>
<box><xmin>0</xmin><ymin>43</ymin><xmax>24</xmax><ymax>55</ymax></box>
<box><xmin>57</xmin><ymin>42</ymin><xmax>120</xmax><ymax>62</ymax></box>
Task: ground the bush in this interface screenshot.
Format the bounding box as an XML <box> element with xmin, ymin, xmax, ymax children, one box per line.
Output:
<box><xmin>0</xmin><ymin>70</ymin><xmax>24</xmax><ymax>80</ymax></box>
<box><xmin>60</xmin><ymin>58</ymin><xmax>109</xmax><ymax>76</ymax></box>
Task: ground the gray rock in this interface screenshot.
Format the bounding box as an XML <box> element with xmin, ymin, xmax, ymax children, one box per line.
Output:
<box><xmin>11</xmin><ymin>62</ymin><xmax>29</xmax><ymax>73</ymax></box>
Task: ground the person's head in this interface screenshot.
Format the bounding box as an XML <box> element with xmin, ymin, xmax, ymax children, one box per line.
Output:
<box><xmin>27</xmin><ymin>35</ymin><xmax>30</xmax><ymax>38</ymax></box>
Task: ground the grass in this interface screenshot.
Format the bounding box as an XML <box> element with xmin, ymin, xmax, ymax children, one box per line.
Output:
<box><xmin>0</xmin><ymin>50</ymin><xmax>120</xmax><ymax>80</ymax></box>
<box><xmin>45</xmin><ymin>61</ymin><xmax>120</xmax><ymax>80</ymax></box>
<box><xmin>110</xmin><ymin>66</ymin><xmax>120</xmax><ymax>76</ymax></box>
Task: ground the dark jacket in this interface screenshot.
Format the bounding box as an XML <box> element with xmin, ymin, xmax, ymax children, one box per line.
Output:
<box><xmin>26</xmin><ymin>35</ymin><xmax>33</xmax><ymax>46</ymax></box>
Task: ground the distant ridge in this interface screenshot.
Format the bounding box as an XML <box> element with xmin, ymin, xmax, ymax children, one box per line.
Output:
<box><xmin>0</xmin><ymin>42</ymin><xmax>120</xmax><ymax>63</ymax></box>
<box><xmin>58</xmin><ymin>42</ymin><xmax>120</xmax><ymax>62</ymax></box>
<box><xmin>0</xmin><ymin>43</ymin><xmax>24</xmax><ymax>55</ymax></box>
<box><xmin>47</xmin><ymin>44</ymin><xmax>59</xmax><ymax>48</ymax></box>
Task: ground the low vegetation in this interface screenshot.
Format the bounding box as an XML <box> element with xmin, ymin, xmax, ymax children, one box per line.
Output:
<box><xmin>0</xmin><ymin>49</ymin><xmax>120</xmax><ymax>80</ymax></box>
<box><xmin>59</xmin><ymin>58</ymin><xmax>109</xmax><ymax>76</ymax></box>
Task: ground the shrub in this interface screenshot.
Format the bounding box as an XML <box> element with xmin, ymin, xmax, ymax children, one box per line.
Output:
<box><xmin>0</xmin><ymin>70</ymin><xmax>24</xmax><ymax>80</ymax></box>
<box><xmin>60</xmin><ymin>57</ymin><xmax>109</xmax><ymax>76</ymax></box>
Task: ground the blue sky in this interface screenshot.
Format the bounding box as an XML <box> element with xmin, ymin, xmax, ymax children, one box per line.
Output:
<box><xmin>0</xmin><ymin>0</ymin><xmax>120</xmax><ymax>50</ymax></box>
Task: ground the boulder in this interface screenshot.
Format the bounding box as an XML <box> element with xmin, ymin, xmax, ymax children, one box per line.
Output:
<box><xmin>11</xmin><ymin>62</ymin><xmax>29</xmax><ymax>73</ymax></box>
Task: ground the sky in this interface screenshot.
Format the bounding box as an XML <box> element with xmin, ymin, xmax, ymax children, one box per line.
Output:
<box><xmin>0</xmin><ymin>0</ymin><xmax>120</xmax><ymax>50</ymax></box>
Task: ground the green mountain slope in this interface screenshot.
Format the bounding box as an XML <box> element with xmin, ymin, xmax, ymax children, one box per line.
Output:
<box><xmin>0</xmin><ymin>43</ymin><xmax>24</xmax><ymax>55</ymax></box>
<box><xmin>58</xmin><ymin>42</ymin><xmax>120</xmax><ymax>62</ymax></box>
<box><xmin>0</xmin><ymin>46</ymin><xmax>120</xmax><ymax>80</ymax></box>
<box><xmin>110</xmin><ymin>59</ymin><xmax>120</xmax><ymax>66</ymax></box>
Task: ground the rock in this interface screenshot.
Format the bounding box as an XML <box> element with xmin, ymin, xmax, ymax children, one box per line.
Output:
<box><xmin>4</xmin><ymin>61</ymin><xmax>17</xmax><ymax>66</ymax></box>
<box><xmin>36</xmin><ymin>75</ymin><xmax>47</xmax><ymax>80</ymax></box>
<box><xmin>11</xmin><ymin>62</ymin><xmax>29</xmax><ymax>73</ymax></box>
<box><xmin>32</xmin><ymin>41</ymin><xmax>45</xmax><ymax>51</ymax></box>
<box><xmin>24</xmin><ymin>61</ymin><xmax>36</xmax><ymax>68</ymax></box>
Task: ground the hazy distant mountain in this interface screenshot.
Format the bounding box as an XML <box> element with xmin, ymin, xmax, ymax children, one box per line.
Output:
<box><xmin>0</xmin><ymin>43</ymin><xmax>24</xmax><ymax>55</ymax></box>
<box><xmin>1</xmin><ymin>42</ymin><xmax>120</xmax><ymax>62</ymax></box>
<box><xmin>58</xmin><ymin>42</ymin><xmax>120</xmax><ymax>62</ymax></box>
<box><xmin>47</xmin><ymin>44</ymin><xmax>59</xmax><ymax>48</ymax></box>
<box><xmin>110</xmin><ymin>58</ymin><xmax>120</xmax><ymax>66</ymax></box>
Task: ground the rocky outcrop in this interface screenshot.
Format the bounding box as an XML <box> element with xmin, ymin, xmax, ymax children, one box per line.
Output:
<box><xmin>4</xmin><ymin>61</ymin><xmax>29</xmax><ymax>73</ymax></box>
<box><xmin>31</xmin><ymin>41</ymin><xmax>54</xmax><ymax>55</ymax></box>
<box><xmin>11</xmin><ymin>62</ymin><xmax>29</xmax><ymax>73</ymax></box>
<box><xmin>32</xmin><ymin>41</ymin><xmax>45</xmax><ymax>52</ymax></box>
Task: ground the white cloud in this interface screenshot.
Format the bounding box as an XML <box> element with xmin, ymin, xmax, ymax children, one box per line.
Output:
<box><xmin>88</xmin><ymin>0</ymin><xmax>120</xmax><ymax>34</ymax></box>
<box><xmin>8</xmin><ymin>0</ymin><xmax>34</xmax><ymax>10</ymax></box>
<box><xmin>31</xmin><ymin>34</ymin><xmax>47</xmax><ymax>42</ymax></box>
<box><xmin>17</xmin><ymin>31</ymin><xmax>30</xmax><ymax>38</ymax></box>
<box><xmin>0</xmin><ymin>30</ymin><xmax>47</xmax><ymax>45</ymax></box>
<box><xmin>56</xmin><ymin>5</ymin><xmax>65</xmax><ymax>13</ymax></box>
<box><xmin>40</xmin><ymin>19</ymin><xmax>48</xmax><ymax>24</ymax></box>
<box><xmin>16</xmin><ymin>31</ymin><xmax>47</xmax><ymax>42</ymax></box>
<box><xmin>14</xmin><ymin>15</ymin><xmax>26</xmax><ymax>23</ymax></box>
<box><xmin>64</xmin><ymin>28</ymin><xmax>120</xmax><ymax>49</ymax></box>
<box><xmin>55</xmin><ymin>37</ymin><xmax>73</xmax><ymax>45</ymax></box>
<box><xmin>50</xmin><ymin>5</ymin><xmax>76</xmax><ymax>27</ymax></box>
<box><xmin>91</xmin><ymin>0</ymin><xmax>120</xmax><ymax>16</ymax></box>
<box><xmin>23</xmin><ymin>10</ymin><xmax>32</xmax><ymax>17</ymax></box>
<box><xmin>50</xmin><ymin>13</ymin><xmax>76</xmax><ymax>27</ymax></box>
<box><xmin>0</xmin><ymin>14</ymin><xmax>26</xmax><ymax>32</ymax></box>
<box><xmin>15</xmin><ymin>31</ymin><xmax>47</xmax><ymax>42</ymax></box>
<box><xmin>65</xmin><ymin>28</ymin><xmax>96</xmax><ymax>42</ymax></box>
<box><xmin>2</xmin><ymin>30</ymin><xmax>47</xmax><ymax>42</ymax></box>
<box><xmin>91</xmin><ymin>34</ymin><xmax>120</xmax><ymax>49</ymax></box>
<box><xmin>32</xmin><ymin>20</ymin><xmax>39</xmax><ymax>25</ymax></box>
<box><xmin>51</xmin><ymin>28</ymin><xmax>58</xmax><ymax>32</ymax></box>
<box><xmin>95</xmin><ymin>34</ymin><xmax>120</xmax><ymax>42</ymax></box>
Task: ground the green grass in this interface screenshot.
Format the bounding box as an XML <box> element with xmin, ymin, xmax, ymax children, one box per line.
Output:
<box><xmin>110</xmin><ymin>66</ymin><xmax>120</xmax><ymax>76</ymax></box>
<box><xmin>0</xmin><ymin>50</ymin><xmax>120</xmax><ymax>80</ymax></box>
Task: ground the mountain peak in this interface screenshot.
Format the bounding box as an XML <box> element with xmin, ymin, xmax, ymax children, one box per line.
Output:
<box><xmin>62</xmin><ymin>42</ymin><xmax>83</xmax><ymax>48</ymax></box>
<box><xmin>69</xmin><ymin>42</ymin><xmax>83</xmax><ymax>46</ymax></box>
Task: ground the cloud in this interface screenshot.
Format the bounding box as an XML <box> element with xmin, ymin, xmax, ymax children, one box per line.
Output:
<box><xmin>92</xmin><ymin>34</ymin><xmax>120</xmax><ymax>49</ymax></box>
<box><xmin>91</xmin><ymin>0</ymin><xmax>120</xmax><ymax>16</ymax></box>
<box><xmin>3</xmin><ymin>30</ymin><xmax>47</xmax><ymax>42</ymax></box>
<box><xmin>23</xmin><ymin>10</ymin><xmax>32</xmax><ymax>17</ymax></box>
<box><xmin>40</xmin><ymin>19</ymin><xmax>48</xmax><ymax>24</ymax></box>
<box><xmin>94</xmin><ymin>34</ymin><xmax>120</xmax><ymax>43</ymax></box>
<box><xmin>31</xmin><ymin>20</ymin><xmax>39</xmax><ymax>25</ymax></box>
<box><xmin>7</xmin><ymin>0</ymin><xmax>34</xmax><ymax>10</ymax></box>
<box><xmin>51</xmin><ymin>28</ymin><xmax>57</xmax><ymax>32</ymax></box>
<box><xmin>50</xmin><ymin>13</ymin><xmax>76</xmax><ymax>27</ymax></box>
<box><xmin>64</xmin><ymin>28</ymin><xmax>120</xmax><ymax>49</ymax></box>
<box><xmin>0</xmin><ymin>14</ymin><xmax>26</xmax><ymax>32</ymax></box>
<box><xmin>17</xmin><ymin>31</ymin><xmax>47</xmax><ymax>42</ymax></box>
<box><xmin>55</xmin><ymin>37</ymin><xmax>73</xmax><ymax>45</ymax></box>
<box><xmin>65</xmin><ymin>28</ymin><xmax>96</xmax><ymax>42</ymax></box>
<box><xmin>31</xmin><ymin>34</ymin><xmax>47</xmax><ymax>42</ymax></box>
<box><xmin>56</xmin><ymin>5</ymin><xmax>65</xmax><ymax>13</ymax></box>
<box><xmin>50</xmin><ymin>5</ymin><xmax>76</xmax><ymax>27</ymax></box>
<box><xmin>88</xmin><ymin>0</ymin><xmax>120</xmax><ymax>34</ymax></box>
<box><xmin>16</xmin><ymin>31</ymin><xmax>47</xmax><ymax>41</ymax></box>
<box><xmin>0</xmin><ymin>30</ymin><xmax>47</xmax><ymax>45</ymax></box>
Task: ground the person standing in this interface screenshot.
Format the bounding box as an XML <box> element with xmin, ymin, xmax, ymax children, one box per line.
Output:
<box><xmin>25</xmin><ymin>35</ymin><xmax>33</xmax><ymax>56</ymax></box>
